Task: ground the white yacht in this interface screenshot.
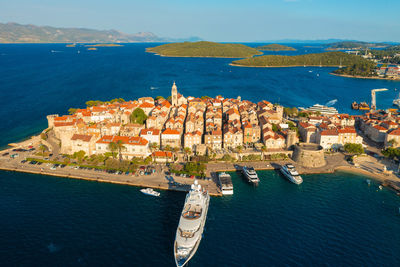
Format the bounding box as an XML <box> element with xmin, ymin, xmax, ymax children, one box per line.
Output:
<box><xmin>218</xmin><ymin>172</ymin><xmax>233</xmax><ymax>195</ymax></box>
<box><xmin>299</xmin><ymin>104</ymin><xmax>338</xmax><ymax>115</ymax></box>
<box><xmin>174</xmin><ymin>180</ymin><xmax>210</xmax><ymax>267</ymax></box>
<box><xmin>280</xmin><ymin>164</ymin><xmax>303</xmax><ymax>185</ymax></box>
<box><xmin>242</xmin><ymin>166</ymin><xmax>259</xmax><ymax>185</ymax></box>
<box><xmin>140</xmin><ymin>188</ymin><xmax>160</xmax><ymax>197</ymax></box>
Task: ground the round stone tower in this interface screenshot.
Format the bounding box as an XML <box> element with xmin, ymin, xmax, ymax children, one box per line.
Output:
<box><xmin>292</xmin><ymin>143</ymin><xmax>326</xmax><ymax>168</ymax></box>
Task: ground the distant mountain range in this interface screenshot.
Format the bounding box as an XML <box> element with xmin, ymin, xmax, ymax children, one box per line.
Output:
<box><xmin>256</xmin><ymin>39</ymin><xmax>399</xmax><ymax>45</ymax></box>
<box><xmin>0</xmin><ymin>22</ymin><xmax>202</xmax><ymax>43</ymax></box>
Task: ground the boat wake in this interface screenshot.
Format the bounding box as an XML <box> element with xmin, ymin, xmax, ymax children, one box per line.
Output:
<box><xmin>325</xmin><ymin>99</ymin><xmax>338</xmax><ymax>106</ymax></box>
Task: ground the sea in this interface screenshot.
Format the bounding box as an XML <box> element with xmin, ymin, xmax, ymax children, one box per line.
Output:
<box><xmin>0</xmin><ymin>43</ymin><xmax>400</xmax><ymax>266</ymax></box>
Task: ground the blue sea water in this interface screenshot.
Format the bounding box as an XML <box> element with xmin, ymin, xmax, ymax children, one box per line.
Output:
<box><xmin>1</xmin><ymin>43</ymin><xmax>400</xmax><ymax>266</ymax></box>
<box><xmin>0</xmin><ymin>171</ymin><xmax>399</xmax><ymax>266</ymax></box>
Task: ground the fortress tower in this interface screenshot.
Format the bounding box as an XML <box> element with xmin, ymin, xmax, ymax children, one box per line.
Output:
<box><xmin>171</xmin><ymin>81</ymin><xmax>178</xmax><ymax>106</ymax></box>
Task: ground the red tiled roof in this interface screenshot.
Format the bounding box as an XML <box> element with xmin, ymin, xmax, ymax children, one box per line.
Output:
<box><xmin>139</xmin><ymin>102</ymin><xmax>154</xmax><ymax>108</ymax></box>
<box><xmin>152</xmin><ymin>151</ymin><xmax>173</xmax><ymax>158</ymax></box>
<box><xmin>388</xmin><ymin>128</ymin><xmax>400</xmax><ymax>136</ymax></box>
<box><xmin>71</xmin><ymin>134</ymin><xmax>92</xmax><ymax>142</ymax></box>
<box><xmin>320</xmin><ymin>129</ymin><xmax>338</xmax><ymax>136</ymax></box>
<box><xmin>162</xmin><ymin>128</ymin><xmax>181</xmax><ymax>135</ymax></box>
<box><xmin>140</xmin><ymin>128</ymin><xmax>160</xmax><ymax>136</ymax></box>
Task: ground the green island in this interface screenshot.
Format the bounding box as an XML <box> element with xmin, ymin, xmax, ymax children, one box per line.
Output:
<box><xmin>146</xmin><ymin>41</ymin><xmax>263</xmax><ymax>58</ymax></box>
<box><xmin>256</xmin><ymin>44</ymin><xmax>296</xmax><ymax>51</ymax></box>
<box><xmin>231</xmin><ymin>51</ymin><xmax>371</xmax><ymax>67</ymax></box>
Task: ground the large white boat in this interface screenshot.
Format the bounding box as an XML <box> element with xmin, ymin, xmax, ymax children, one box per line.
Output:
<box><xmin>174</xmin><ymin>180</ymin><xmax>210</xmax><ymax>267</ymax></box>
<box><xmin>140</xmin><ymin>188</ymin><xmax>160</xmax><ymax>197</ymax></box>
<box><xmin>218</xmin><ymin>172</ymin><xmax>233</xmax><ymax>195</ymax></box>
<box><xmin>241</xmin><ymin>166</ymin><xmax>259</xmax><ymax>185</ymax></box>
<box><xmin>280</xmin><ymin>164</ymin><xmax>303</xmax><ymax>185</ymax></box>
<box><xmin>299</xmin><ymin>104</ymin><xmax>338</xmax><ymax>115</ymax></box>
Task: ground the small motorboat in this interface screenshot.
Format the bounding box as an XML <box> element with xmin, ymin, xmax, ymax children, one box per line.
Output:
<box><xmin>140</xmin><ymin>188</ymin><xmax>160</xmax><ymax>197</ymax></box>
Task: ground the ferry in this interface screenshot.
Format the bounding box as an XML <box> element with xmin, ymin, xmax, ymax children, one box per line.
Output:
<box><xmin>140</xmin><ymin>188</ymin><xmax>160</xmax><ymax>197</ymax></box>
<box><xmin>241</xmin><ymin>166</ymin><xmax>259</xmax><ymax>185</ymax></box>
<box><xmin>280</xmin><ymin>164</ymin><xmax>303</xmax><ymax>185</ymax></box>
<box><xmin>174</xmin><ymin>180</ymin><xmax>209</xmax><ymax>267</ymax></box>
<box><xmin>217</xmin><ymin>172</ymin><xmax>233</xmax><ymax>195</ymax></box>
<box><xmin>299</xmin><ymin>104</ymin><xmax>338</xmax><ymax>115</ymax></box>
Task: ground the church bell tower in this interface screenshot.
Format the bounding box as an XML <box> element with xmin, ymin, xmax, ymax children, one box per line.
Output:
<box><xmin>171</xmin><ymin>81</ymin><xmax>178</xmax><ymax>106</ymax></box>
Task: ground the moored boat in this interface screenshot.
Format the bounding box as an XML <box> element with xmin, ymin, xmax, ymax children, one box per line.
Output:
<box><xmin>280</xmin><ymin>164</ymin><xmax>303</xmax><ymax>185</ymax></box>
<box><xmin>174</xmin><ymin>180</ymin><xmax>210</xmax><ymax>267</ymax></box>
<box><xmin>218</xmin><ymin>172</ymin><xmax>233</xmax><ymax>195</ymax></box>
<box><xmin>140</xmin><ymin>188</ymin><xmax>160</xmax><ymax>197</ymax></box>
<box><xmin>241</xmin><ymin>166</ymin><xmax>259</xmax><ymax>185</ymax></box>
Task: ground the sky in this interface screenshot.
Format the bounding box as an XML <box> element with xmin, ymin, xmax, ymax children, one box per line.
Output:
<box><xmin>0</xmin><ymin>0</ymin><xmax>399</xmax><ymax>42</ymax></box>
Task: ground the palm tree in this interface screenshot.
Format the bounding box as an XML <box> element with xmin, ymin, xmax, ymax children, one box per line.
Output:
<box><xmin>108</xmin><ymin>142</ymin><xmax>118</xmax><ymax>159</ymax></box>
<box><xmin>116</xmin><ymin>140</ymin><xmax>126</xmax><ymax>162</ymax></box>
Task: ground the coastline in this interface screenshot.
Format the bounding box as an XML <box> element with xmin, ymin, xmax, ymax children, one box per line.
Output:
<box><xmin>0</xmin><ymin>164</ymin><xmax>222</xmax><ymax>197</ymax></box>
<box><xmin>330</xmin><ymin>72</ymin><xmax>400</xmax><ymax>81</ymax></box>
<box><xmin>229</xmin><ymin>63</ymin><xmax>342</xmax><ymax>68</ymax></box>
<box><xmin>146</xmin><ymin>51</ymin><xmax>257</xmax><ymax>59</ymax></box>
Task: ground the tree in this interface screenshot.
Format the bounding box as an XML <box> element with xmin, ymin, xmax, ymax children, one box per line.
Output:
<box><xmin>39</xmin><ymin>144</ymin><xmax>47</xmax><ymax>154</ymax></box>
<box><xmin>164</xmin><ymin>145</ymin><xmax>172</xmax><ymax>152</ymax></box>
<box><xmin>155</xmin><ymin>96</ymin><xmax>165</xmax><ymax>100</ymax></box>
<box><xmin>68</xmin><ymin>108</ymin><xmax>77</xmax><ymax>115</ymax></box>
<box><xmin>343</xmin><ymin>143</ymin><xmax>364</xmax><ymax>155</ymax></box>
<box><xmin>130</xmin><ymin>108</ymin><xmax>147</xmax><ymax>125</ymax></box>
<box><xmin>236</xmin><ymin>145</ymin><xmax>243</xmax><ymax>153</ymax></box>
<box><xmin>73</xmin><ymin>150</ymin><xmax>86</xmax><ymax>163</ymax></box>
<box><xmin>272</xmin><ymin>124</ymin><xmax>279</xmax><ymax>132</ymax></box>
<box><xmin>387</xmin><ymin>139</ymin><xmax>397</xmax><ymax>148</ymax></box>
<box><xmin>108</xmin><ymin>142</ymin><xmax>118</xmax><ymax>159</ymax></box>
<box><xmin>116</xmin><ymin>140</ymin><xmax>126</xmax><ymax>162</ymax></box>
<box><xmin>150</xmin><ymin>142</ymin><xmax>159</xmax><ymax>151</ymax></box>
<box><xmin>184</xmin><ymin>147</ymin><xmax>192</xmax><ymax>162</ymax></box>
<box><xmin>382</xmin><ymin>147</ymin><xmax>400</xmax><ymax>159</ymax></box>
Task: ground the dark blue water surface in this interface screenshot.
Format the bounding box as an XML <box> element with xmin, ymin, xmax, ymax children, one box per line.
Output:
<box><xmin>0</xmin><ymin>171</ymin><xmax>399</xmax><ymax>266</ymax></box>
<box><xmin>1</xmin><ymin>44</ymin><xmax>400</xmax><ymax>266</ymax></box>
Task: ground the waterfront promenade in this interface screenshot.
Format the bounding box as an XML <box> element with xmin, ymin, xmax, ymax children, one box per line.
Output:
<box><xmin>2</xmin><ymin>136</ymin><xmax>400</xmax><ymax>196</ymax></box>
<box><xmin>0</xmin><ymin>156</ymin><xmax>222</xmax><ymax>196</ymax></box>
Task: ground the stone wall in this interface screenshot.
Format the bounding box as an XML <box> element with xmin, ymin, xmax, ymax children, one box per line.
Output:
<box><xmin>292</xmin><ymin>143</ymin><xmax>326</xmax><ymax>168</ymax></box>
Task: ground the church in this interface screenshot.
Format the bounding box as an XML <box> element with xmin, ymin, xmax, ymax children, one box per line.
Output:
<box><xmin>171</xmin><ymin>82</ymin><xmax>187</xmax><ymax>106</ymax></box>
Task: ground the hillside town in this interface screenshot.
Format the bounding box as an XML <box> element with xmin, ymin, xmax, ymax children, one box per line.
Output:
<box><xmin>44</xmin><ymin>82</ymin><xmax>396</xmax><ymax>165</ymax></box>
